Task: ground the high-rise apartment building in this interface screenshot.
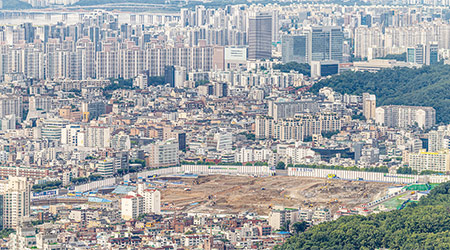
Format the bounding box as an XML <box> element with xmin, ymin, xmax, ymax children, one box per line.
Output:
<box><xmin>407</xmin><ymin>150</ymin><xmax>450</xmax><ymax>173</ymax></box>
<box><xmin>375</xmin><ymin>105</ymin><xmax>436</xmax><ymax>129</ymax></box>
<box><xmin>248</xmin><ymin>13</ymin><xmax>272</xmax><ymax>60</ymax></box>
<box><xmin>268</xmin><ymin>99</ymin><xmax>319</xmax><ymax>120</ymax></box>
<box><xmin>362</xmin><ymin>93</ymin><xmax>376</xmax><ymax>120</ymax></box>
<box><xmin>2</xmin><ymin>177</ymin><xmax>31</xmax><ymax>229</ymax></box>
<box><xmin>428</xmin><ymin>130</ymin><xmax>447</xmax><ymax>152</ymax></box>
<box><xmin>0</xmin><ymin>96</ymin><xmax>23</xmax><ymax>119</ymax></box>
<box><xmin>256</xmin><ymin>113</ymin><xmax>344</xmax><ymax>141</ymax></box>
<box><xmin>121</xmin><ymin>187</ymin><xmax>161</xmax><ymax>220</ymax></box>
<box><xmin>86</xmin><ymin>126</ymin><xmax>111</xmax><ymax>148</ymax></box>
<box><xmin>146</xmin><ymin>139</ymin><xmax>179</xmax><ymax>167</ymax></box>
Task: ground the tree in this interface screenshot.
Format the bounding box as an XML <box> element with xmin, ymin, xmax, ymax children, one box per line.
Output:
<box><xmin>276</xmin><ymin>162</ymin><xmax>286</xmax><ymax>170</ymax></box>
<box><xmin>275</xmin><ymin>181</ymin><xmax>450</xmax><ymax>250</ymax></box>
<box><xmin>376</xmin><ymin>52</ymin><xmax>407</xmax><ymax>62</ymax></box>
<box><xmin>280</xmin><ymin>220</ymin><xmax>291</xmax><ymax>232</ymax></box>
<box><xmin>273</xmin><ymin>62</ymin><xmax>311</xmax><ymax>76</ymax></box>
<box><xmin>310</xmin><ymin>64</ymin><xmax>450</xmax><ymax>124</ymax></box>
<box><xmin>292</xmin><ymin>221</ymin><xmax>309</xmax><ymax>234</ymax></box>
<box><xmin>397</xmin><ymin>166</ymin><xmax>418</xmax><ymax>175</ymax></box>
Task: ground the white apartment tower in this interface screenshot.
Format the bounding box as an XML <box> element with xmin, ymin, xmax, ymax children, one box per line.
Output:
<box><xmin>147</xmin><ymin>139</ymin><xmax>179</xmax><ymax>167</ymax></box>
<box><xmin>362</xmin><ymin>93</ymin><xmax>376</xmax><ymax>120</ymax></box>
<box><xmin>2</xmin><ymin>177</ymin><xmax>31</xmax><ymax>229</ymax></box>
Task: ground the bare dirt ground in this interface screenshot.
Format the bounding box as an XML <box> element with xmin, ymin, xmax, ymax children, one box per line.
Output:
<box><xmin>160</xmin><ymin>175</ymin><xmax>393</xmax><ymax>215</ymax></box>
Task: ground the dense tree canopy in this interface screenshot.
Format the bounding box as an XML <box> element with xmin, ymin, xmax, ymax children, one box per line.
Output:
<box><xmin>275</xmin><ymin>181</ymin><xmax>450</xmax><ymax>250</ymax></box>
<box><xmin>310</xmin><ymin>64</ymin><xmax>450</xmax><ymax>124</ymax></box>
<box><xmin>273</xmin><ymin>62</ymin><xmax>311</xmax><ymax>76</ymax></box>
<box><xmin>376</xmin><ymin>52</ymin><xmax>407</xmax><ymax>62</ymax></box>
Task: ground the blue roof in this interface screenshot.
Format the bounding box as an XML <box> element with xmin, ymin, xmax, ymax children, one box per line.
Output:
<box><xmin>88</xmin><ymin>197</ymin><xmax>112</xmax><ymax>203</ymax></box>
<box><xmin>112</xmin><ymin>185</ymin><xmax>136</xmax><ymax>194</ymax></box>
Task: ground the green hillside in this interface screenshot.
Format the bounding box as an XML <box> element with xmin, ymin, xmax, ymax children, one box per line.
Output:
<box><xmin>275</xmin><ymin>181</ymin><xmax>450</xmax><ymax>250</ymax></box>
<box><xmin>310</xmin><ymin>64</ymin><xmax>450</xmax><ymax>124</ymax></box>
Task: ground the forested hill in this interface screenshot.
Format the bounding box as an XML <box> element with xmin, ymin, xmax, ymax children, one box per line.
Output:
<box><xmin>275</xmin><ymin>181</ymin><xmax>450</xmax><ymax>250</ymax></box>
<box><xmin>309</xmin><ymin>64</ymin><xmax>450</xmax><ymax>124</ymax></box>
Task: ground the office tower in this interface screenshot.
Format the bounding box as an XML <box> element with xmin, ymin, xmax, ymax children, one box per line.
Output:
<box><xmin>307</xmin><ymin>27</ymin><xmax>344</xmax><ymax>63</ymax></box>
<box><xmin>425</xmin><ymin>43</ymin><xmax>439</xmax><ymax>65</ymax></box>
<box><xmin>20</xmin><ymin>23</ymin><xmax>35</xmax><ymax>43</ymax></box>
<box><xmin>248</xmin><ymin>13</ymin><xmax>272</xmax><ymax>60</ymax></box>
<box><xmin>360</xmin><ymin>14</ymin><xmax>372</xmax><ymax>27</ymax></box>
<box><xmin>281</xmin><ymin>35</ymin><xmax>308</xmax><ymax>63</ymax></box>
<box><xmin>215</xmin><ymin>132</ymin><xmax>233</xmax><ymax>152</ymax></box>
<box><xmin>96</xmin><ymin>159</ymin><xmax>115</xmax><ymax>177</ymax></box>
<box><xmin>362</xmin><ymin>93</ymin><xmax>376</xmax><ymax>120</ymax></box>
<box><xmin>310</xmin><ymin>60</ymin><xmax>340</xmax><ymax>78</ymax></box>
<box><xmin>272</xmin><ymin>10</ymin><xmax>279</xmax><ymax>42</ymax></box>
<box><xmin>407</xmin><ymin>43</ymin><xmax>438</xmax><ymax>65</ymax></box>
<box><xmin>41</xmin><ymin>119</ymin><xmax>69</xmax><ymax>141</ymax></box>
<box><xmin>178</xmin><ymin>132</ymin><xmax>186</xmax><ymax>151</ymax></box>
<box><xmin>164</xmin><ymin>66</ymin><xmax>175</xmax><ymax>87</ymax></box>
<box><xmin>2</xmin><ymin>177</ymin><xmax>31</xmax><ymax>229</ymax></box>
<box><xmin>407</xmin><ymin>44</ymin><xmax>424</xmax><ymax>64</ymax></box>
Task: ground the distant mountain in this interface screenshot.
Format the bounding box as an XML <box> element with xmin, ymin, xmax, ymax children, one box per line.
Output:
<box><xmin>310</xmin><ymin>64</ymin><xmax>450</xmax><ymax>124</ymax></box>
<box><xmin>74</xmin><ymin>0</ymin><xmax>167</xmax><ymax>5</ymax></box>
<box><xmin>3</xmin><ymin>0</ymin><xmax>32</xmax><ymax>9</ymax></box>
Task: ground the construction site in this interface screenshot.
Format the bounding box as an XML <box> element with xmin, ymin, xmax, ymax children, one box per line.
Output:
<box><xmin>160</xmin><ymin>175</ymin><xmax>393</xmax><ymax>215</ymax></box>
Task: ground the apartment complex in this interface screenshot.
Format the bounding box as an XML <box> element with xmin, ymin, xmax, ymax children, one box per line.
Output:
<box><xmin>407</xmin><ymin>150</ymin><xmax>450</xmax><ymax>172</ymax></box>
<box><xmin>146</xmin><ymin>139</ymin><xmax>179</xmax><ymax>167</ymax></box>
<box><xmin>121</xmin><ymin>188</ymin><xmax>161</xmax><ymax>220</ymax></box>
<box><xmin>375</xmin><ymin>105</ymin><xmax>436</xmax><ymax>129</ymax></box>
<box><xmin>256</xmin><ymin>113</ymin><xmax>344</xmax><ymax>141</ymax></box>
<box><xmin>1</xmin><ymin>177</ymin><xmax>31</xmax><ymax>229</ymax></box>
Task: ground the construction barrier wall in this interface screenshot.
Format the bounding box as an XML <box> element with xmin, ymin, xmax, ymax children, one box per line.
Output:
<box><xmin>136</xmin><ymin>165</ymin><xmax>274</xmax><ymax>178</ymax></box>
<box><xmin>73</xmin><ymin>177</ymin><xmax>117</xmax><ymax>193</ymax></box>
<box><xmin>288</xmin><ymin>167</ymin><xmax>450</xmax><ymax>184</ymax></box>
<box><xmin>137</xmin><ymin>167</ymin><xmax>181</xmax><ymax>178</ymax></box>
<box><xmin>288</xmin><ymin>167</ymin><xmax>420</xmax><ymax>184</ymax></box>
<box><xmin>180</xmin><ymin>165</ymin><xmax>274</xmax><ymax>176</ymax></box>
